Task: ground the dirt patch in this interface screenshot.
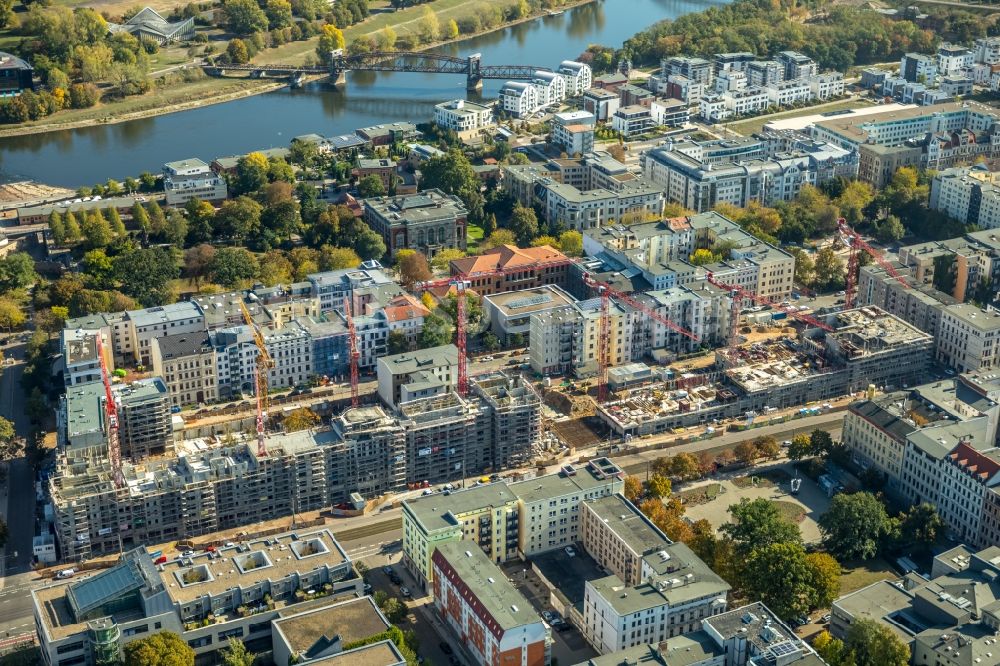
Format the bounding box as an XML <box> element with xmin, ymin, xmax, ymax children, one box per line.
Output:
<box><xmin>0</xmin><ymin>181</ymin><xmax>75</xmax><ymax>208</ymax></box>
<box><xmin>550</xmin><ymin>417</ymin><xmax>602</xmax><ymax>450</ymax></box>
<box><xmin>772</xmin><ymin>500</ymin><xmax>806</xmax><ymax>523</ymax></box>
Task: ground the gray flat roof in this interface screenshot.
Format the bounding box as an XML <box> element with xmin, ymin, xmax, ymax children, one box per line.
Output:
<box><xmin>403</xmin><ymin>482</ymin><xmax>517</xmax><ymax>534</ymax></box>
<box><xmin>127</xmin><ymin>301</ymin><xmax>202</xmax><ymax>328</ymax></box>
<box><xmin>584</xmin><ymin>495</ymin><xmax>669</xmax><ymax>555</ymax></box>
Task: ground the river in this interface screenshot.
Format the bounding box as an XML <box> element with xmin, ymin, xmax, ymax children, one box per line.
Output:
<box><xmin>0</xmin><ymin>0</ymin><xmax>721</xmax><ymax>188</ymax></box>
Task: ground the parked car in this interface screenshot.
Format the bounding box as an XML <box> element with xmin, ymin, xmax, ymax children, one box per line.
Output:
<box><xmin>389</xmin><ymin>573</ymin><xmax>402</xmax><ymax>585</ymax></box>
<box><xmin>564</xmin><ymin>546</ymin><xmax>576</xmax><ymax>557</ymax></box>
<box><xmin>55</xmin><ymin>568</ymin><xmax>76</xmax><ymax>579</ymax></box>
<box><xmin>382</xmin><ymin>565</ymin><xmax>394</xmax><ymax>575</ymax></box>
<box><xmin>400</xmin><ymin>586</ymin><xmax>411</xmax><ymax>598</ymax></box>
<box><xmin>180</xmin><ymin>550</ymin><xmax>195</xmax><ymax>558</ymax></box>
<box><xmin>439</xmin><ymin>642</ymin><xmax>453</xmax><ymax>656</ymax></box>
<box><xmin>542</xmin><ymin>611</ymin><xmax>555</xmax><ymax>623</ymax></box>
<box><xmin>821</xmin><ymin>614</ymin><xmax>831</xmax><ymax>623</ymax></box>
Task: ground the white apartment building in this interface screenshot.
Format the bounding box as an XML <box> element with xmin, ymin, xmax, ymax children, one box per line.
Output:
<box><xmin>976</xmin><ymin>37</ymin><xmax>1000</xmax><ymax>65</ymax></box>
<box><xmin>765</xmin><ymin>79</ymin><xmax>812</xmax><ymax>107</ymax></box>
<box><xmin>162</xmin><ymin>158</ymin><xmax>228</xmax><ymax>206</ymax></box>
<box><xmin>723</xmin><ymin>87</ymin><xmax>769</xmax><ymax>116</ymax></box>
<box><xmin>540</xmin><ymin>178</ymin><xmax>665</xmax><ymax>232</ymax></box>
<box><xmin>552</xmin><ymin>110</ymin><xmax>596</xmax><ymax>156</ymax></box>
<box><xmin>529</xmin><ymin>300</ymin><xmax>640</xmax><ymax>377</ymax></box>
<box><xmin>265</xmin><ymin>320</ymin><xmax>312</xmax><ymax>389</ymax></box>
<box><xmin>667</xmin><ymin>74</ymin><xmax>705</xmax><ymax>106</ymax></box>
<box><xmin>433</xmin><ymin>99</ymin><xmax>494</xmax><ymax>135</ymax></box>
<box><xmin>700</xmin><ymin>95</ymin><xmax>731</xmax><ymax>123</ymax></box>
<box><xmin>938</xmin><ymin>43</ymin><xmax>974</xmax><ymax>77</ymax></box>
<box><xmin>558</xmin><ymin>60</ymin><xmax>593</xmax><ymax>95</ymax></box>
<box><xmin>636</xmin><ymin>284</ymin><xmax>731</xmax><ymax>353</ymax></box>
<box><xmin>500</xmin><ymin>81</ymin><xmax>539</xmax><ymax>118</ymax></box>
<box><xmin>713</xmin><ymin>69</ymin><xmax>746</xmax><ymax>94</ymax></box>
<box><xmin>777</xmin><ymin>51</ymin><xmax>817</xmax><ymax>80</ymax></box>
<box><xmin>929</xmin><ymin>165</ymin><xmax>1000</xmax><ymax>230</ymax></box>
<box><xmin>938</xmin><ymin>442</ymin><xmax>1000</xmax><ymax>546</ymax></box>
<box><xmin>809</xmin><ymin>72</ymin><xmax>845</xmax><ymax>100</ymax></box>
<box><xmin>937</xmin><ymin>303</ymin><xmax>1000</xmax><ymax>373</ymax></box>
<box><xmin>532</xmin><ymin>70</ymin><xmax>567</xmax><ymax>107</ymax></box>
<box><xmin>900</xmin><ymin>52</ymin><xmax>939</xmax><ymax>85</ymax></box>
<box><xmin>612</xmin><ymin>106</ymin><xmax>654</xmax><ymax>138</ymax></box>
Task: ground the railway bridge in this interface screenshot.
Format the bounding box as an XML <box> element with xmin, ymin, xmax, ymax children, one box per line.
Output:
<box><xmin>204</xmin><ymin>51</ymin><xmax>551</xmax><ymax>91</ymax></box>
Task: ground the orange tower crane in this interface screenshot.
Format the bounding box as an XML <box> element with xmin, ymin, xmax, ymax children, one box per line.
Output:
<box><xmin>240</xmin><ymin>300</ymin><xmax>274</xmax><ymax>457</ymax></box>
<box><xmin>96</xmin><ymin>334</ymin><xmax>124</xmax><ymax>488</ymax></box>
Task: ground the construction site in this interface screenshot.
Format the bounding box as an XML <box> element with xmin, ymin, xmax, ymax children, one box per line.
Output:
<box><xmin>597</xmin><ymin>306</ymin><xmax>935</xmax><ymax>436</ymax></box>
<box><xmin>48</xmin><ymin>371</ymin><xmax>542</xmax><ymax>561</ymax></box>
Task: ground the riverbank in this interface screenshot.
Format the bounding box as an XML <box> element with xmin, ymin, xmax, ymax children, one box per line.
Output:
<box><xmin>0</xmin><ymin>0</ymin><xmax>598</xmax><ymax>138</ymax></box>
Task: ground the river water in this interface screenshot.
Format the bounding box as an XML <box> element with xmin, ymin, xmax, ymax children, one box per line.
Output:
<box><xmin>0</xmin><ymin>0</ymin><xmax>720</xmax><ymax>187</ymax></box>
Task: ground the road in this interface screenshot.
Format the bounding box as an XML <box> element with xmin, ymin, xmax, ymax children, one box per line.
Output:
<box><xmin>0</xmin><ymin>336</ymin><xmax>39</xmax><ymax>645</ymax></box>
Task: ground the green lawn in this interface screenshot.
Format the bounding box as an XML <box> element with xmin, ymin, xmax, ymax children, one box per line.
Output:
<box><xmin>467</xmin><ymin>222</ymin><xmax>485</xmax><ymax>252</ymax></box>
<box><xmin>725</xmin><ymin>99</ymin><xmax>875</xmax><ymax>137</ymax></box>
<box><xmin>838</xmin><ymin>558</ymin><xmax>896</xmax><ymax>594</ymax></box>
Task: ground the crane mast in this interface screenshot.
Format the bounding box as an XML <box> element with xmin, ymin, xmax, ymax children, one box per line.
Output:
<box><xmin>240</xmin><ymin>300</ymin><xmax>274</xmax><ymax>457</ymax></box>
<box><xmin>345</xmin><ymin>298</ymin><xmax>360</xmax><ymax>408</ymax></box>
<box><xmin>839</xmin><ymin>218</ymin><xmax>910</xmax><ymax>310</ymax></box>
<box><xmin>96</xmin><ymin>334</ymin><xmax>124</xmax><ymax>488</ymax></box>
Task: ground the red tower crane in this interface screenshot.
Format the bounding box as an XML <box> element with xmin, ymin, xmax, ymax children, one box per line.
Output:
<box><xmin>580</xmin><ymin>273</ymin><xmax>699</xmax><ymax>403</ymax></box>
<box><xmin>839</xmin><ymin>218</ymin><xmax>910</xmax><ymax>310</ymax></box>
<box><xmin>95</xmin><ymin>334</ymin><xmax>124</xmax><ymax>488</ymax></box>
<box><xmin>344</xmin><ymin>298</ymin><xmax>360</xmax><ymax>408</ymax></box>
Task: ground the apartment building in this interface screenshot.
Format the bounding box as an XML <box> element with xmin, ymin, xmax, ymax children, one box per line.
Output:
<box><xmin>162</xmin><ymin>158</ymin><xmax>228</xmax><ymax>206</ymax></box>
<box><xmin>552</xmin><ymin>110</ymin><xmax>596</xmax><ymax>156</ymax></box>
<box><xmin>559</xmin><ymin>60</ymin><xmax>593</xmax><ymax>95</ymax></box>
<box><xmin>582</xmin><ymin>538</ymin><xmax>729</xmax><ymax>653</ymax></box>
<box><xmin>306</xmin><ymin>264</ymin><xmax>395</xmax><ymax>315</ymax></box>
<box><xmin>830</xmin><ymin>544</ymin><xmax>1000</xmax><ymax>664</ymax></box>
<box><xmin>662</xmin><ymin>57</ymin><xmax>713</xmax><ymax>86</ymax></box>
<box><xmin>634</xmin><ymin>283</ymin><xmax>732</xmax><ymax>353</ymax></box>
<box><xmin>33</xmin><ymin>530</ymin><xmax>359</xmax><ymax>666</ymax></box>
<box><xmin>432</xmin><ymin>543</ymin><xmax>550</xmax><ymax>666</ymax></box>
<box><xmin>576</xmin><ymin>601</ymin><xmax>823</xmax><ymax>666</ymax></box>
<box><xmin>150</xmin><ymin>332</ymin><xmax>217</xmax><ymax>407</ymax></box>
<box><xmin>582</xmin><ymin>88</ymin><xmax>619</xmax><ymax>121</ymax></box>
<box><xmin>642</xmin><ymin>140</ymin><xmax>854</xmax><ymax>212</ymax></box>
<box><xmin>723</xmin><ymin>87</ymin><xmax>770</xmax><ymax>116</ymax></box>
<box><xmin>376</xmin><ymin>345</ymin><xmax>458</xmax><ymax>409</ymax></box>
<box><xmin>116</xmin><ymin>378</ymin><xmax>172</xmax><ymax>460</ymax></box>
<box><xmin>401</xmin><ymin>458</ymin><xmax>624</xmax><ymax>589</ymax></box>
<box><xmin>900</xmin><ymin>52</ymin><xmax>939</xmax><ymax>84</ymax></box>
<box><xmin>776</xmin><ymin>51</ymin><xmax>817</xmax><ymax>80</ymax></box>
<box><xmin>528</xmin><ymin>298</ymin><xmax>639</xmax><ymax>377</ymax></box>
<box><xmin>433</xmin><ymin>99</ymin><xmax>494</xmax><ymax>135</ymax></box>
<box><xmin>540</xmin><ymin>178</ymin><xmax>666</xmax><ymax>231</ymax></box>
<box><xmin>746</xmin><ymin>61</ymin><xmax>783</xmax><ymax>87</ymax></box>
<box><xmin>938</xmin><ymin>43</ymin><xmax>974</xmax><ymax>77</ymax></box>
<box><xmin>580</xmin><ymin>495</ymin><xmax>676</xmax><ymax>587</ymax></box>
<box><xmin>809</xmin><ymin>72</ymin><xmax>845</xmax><ymax>100</ymax></box>
<box><xmin>264</xmin><ymin>320</ymin><xmax>312</xmax><ymax>390</ymax></box>
<box><xmin>765</xmin><ymin>79</ymin><xmax>812</xmax><ymax>107</ymax></box>
<box><xmin>483</xmin><ymin>286</ymin><xmax>579</xmax><ymax>345</ymax></box>
<box><xmin>353</xmin><ymin>158</ymin><xmax>396</xmax><ymax>192</ymax></box>
<box><xmin>450</xmin><ymin>244</ymin><xmax>570</xmax><ymax>297</ymax></box>
<box><xmin>930</xmin><ymin>165</ymin><xmax>1000</xmax><ymax>230</ymax></box>
<box><xmin>61</xmin><ymin>328</ymin><xmax>105</xmax><ymax>388</ymax></box>
<box><xmin>612</xmin><ymin>106</ymin><xmax>654</xmax><ymax>138</ymax></box>
<box><xmin>500</xmin><ymin>82</ymin><xmax>538</xmax><ymax>118</ymax></box>
<box><xmin>327</xmin><ymin>406</ymin><xmax>405</xmax><ymax>503</ymax></box>
<box><xmin>363</xmin><ymin>189</ymin><xmax>468</xmax><ymax>257</ymax></box>
<box><xmin>938</xmin><ymin>442</ymin><xmax>1000</xmax><ymax>546</ymax></box>
<box><xmin>99</xmin><ymin>302</ymin><xmax>205</xmax><ymax>367</ymax></box>
<box><xmin>936</xmin><ymin>303</ymin><xmax>1000</xmax><ymax>373</ymax></box>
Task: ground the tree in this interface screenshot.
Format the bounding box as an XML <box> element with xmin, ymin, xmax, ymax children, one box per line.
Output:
<box><xmin>813</xmin><ymin>247</ymin><xmax>845</xmax><ymax>292</ymax></box>
<box><xmin>897</xmin><ymin>502</ymin><xmax>945</xmax><ymax>550</ymax></box>
<box><xmin>236</xmin><ymin>152</ymin><xmax>270</xmax><ymax>195</ymax></box>
<box><xmin>284</xmin><ymin>407</ymin><xmax>319</xmax><ymax>432</ymax></box>
<box><xmin>420</xmin><ymin>149</ymin><xmax>484</xmax><ymax>223</ymax></box>
<box><xmin>734</xmin><ymin>441</ymin><xmax>758</xmax><ymax>467</ymax></box>
<box><xmin>183</xmin><ymin>244</ymin><xmax>216</xmax><ymax>287</ymax></box>
<box><xmin>323</xmin><ymin>247</ymin><xmax>362</xmax><ymax>270</ymax></box>
<box><xmin>48</xmin><ymin>210</ymin><xmax>66</xmax><ymax>245</ymax></box>
<box><xmin>509</xmin><ymin>205</ymin><xmax>538</xmax><ymax>246</ymax></box>
<box><xmin>226</xmin><ymin>38</ymin><xmax>250</xmax><ymax>64</ymax></box>
<box><xmin>444</xmin><ymin>18</ymin><xmax>458</xmax><ymax>39</ymax></box>
<box><xmin>63</xmin><ymin>211</ymin><xmax>82</xmax><ymax>242</ymax></box>
<box><xmin>376</xmin><ymin>25</ymin><xmax>397</xmax><ymax>50</ymax></box>
<box><xmin>358</xmin><ymin>174</ymin><xmax>386</xmax><ymax>198</ymax></box>
<box><xmin>0</xmin><ymin>253</ymin><xmax>37</xmax><ymax>293</ymax></box>
<box><xmin>211</xmin><ymin>248</ymin><xmax>260</xmax><ymax>288</ymax></box>
<box><xmin>105</xmin><ymin>207</ymin><xmax>126</xmax><ymax>238</ymax></box>
<box><xmin>258</xmin><ymin>250</ymin><xmax>294</xmax><ymax>286</ymax></box>
<box><xmin>161</xmin><ymin>209</ymin><xmax>189</xmax><ymax>246</ymax></box>
<box><xmin>813</xmin><ymin>631</ymin><xmax>851</xmax><ymax>666</ymax></box>
<box><xmin>223</xmin><ymin>0</ymin><xmax>268</xmax><ymax>35</ymax></box>
<box><xmin>743</xmin><ymin>542</ymin><xmax>819</xmax><ymax>621</ymax></box>
<box><xmin>623</xmin><ymin>475</ymin><xmax>642</xmax><ymax>502</ymax></box>
<box><xmin>123</xmin><ymin>631</ymin><xmax>194</xmax><ymax>666</ymax></box>
<box><xmin>669</xmin><ymin>452</ymin><xmax>702</xmax><ymax>480</ymax></box>
<box><xmin>0</xmin><ymin>297</ymin><xmax>24</xmax><ymax>331</ymax></box>
<box><xmin>288</xmin><ymin>138</ymin><xmax>319</xmax><ymax>167</ymax></box>
<box><xmin>317</xmin><ymin>24</ymin><xmax>345</xmax><ymax>63</ymax></box>
<box><xmin>646</xmin><ymin>474</ymin><xmax>672</xmax><ymax>499</ymax></box>
<box><xmin>265</xmin><ymin>0</ymin><xmax>293</xmax><ymax>27</ymax></box>
<box><xmin>721</xmin><ymin>498</ymin><xmax>801</xmax><ymax>559</ymax></box>
<box><xmin>845</xmin><ymin>618</ymin><xmax>910</xmax><ymax>666</ymax></box>
<box><xmin>810</xmin><ymin>429</ymin><xmax>834</xmax><ymax>456</ymax></box>
<box><xmin>131</xmin><ymin>203</ymin><xmax>150</xmax><ymax>239</ymax></box>
<box><xmin>836</xmin><ymin>180</ymin><xmax>875</xmax><ymax>226</ymax></box>
<box><xmin>790</xmin><ymin>248</ymin><xmax>815</xmax><ymax>286</ymax></box>
<box><xmin>689</xmin><ymin>248</ymin><xmax>722</xmax><ymax>266</ymax></box>
<box><xmin>397</xmin><ymin>250</ymin><xmax>432</xmax><ymax>288</ymax></box>
<box><xmin>184</xmin><ymin>198</ymin><xmax>216</xmax><ymax>244</ymax></box>
<box><xmin>431</xmin><ymin>248</ymin><xmax>466</xmax><ymax>272</ymax></box>
<box><xmin>419</xmin><ymin>312</ymin><xmax>452</xmax><ymax>348</ymax></box>
<box><xmin>0</xmin><ymin>416</ymin><xmax>15</xmax><ymax>446</ymax></box>
<box><xmin>417</xmin><ymin>6</ymin><xmax>439</xmax><ymax>43</ymax></box>
<box><xmin>558</xmin><ymin>230</ymin><xmax>583</xmax><ymax>256</ymax></box>
<box><xmin>876</xmin><ymin>214</ymin><xmax>905</xmax><ymax>244</ymax></box>
<box><xmin>806</xmin><ymin>552</ymin><xmax>842</xmax><ymax>609</ymax></box>
<box><xmin>379</xmin><ymin>596</ymin><xmax>408</xmax><ymax>623</ymax></box>
<box><xmin>220</xmin><ymin>638</ymin><xmax>255</xmax><ymax>666</ymax></box>
<box><xmin>113</xmin><ymin>248</ymin><xmax>178</xmax><ymax>307</ymax></box>
<box><xmin>83</xmin><ymin>249</ymin><xmax>115</xmax><ymax>288</ymax></box>
<box><xmin>754</xmin><ymin>435</ymin><xmax>780</xmax><ymax>460</ymax></box>
<box><xmin>216</xmin><ymin>196</ymin><xmax>263</xmax><ymax>242</ymax></box>
<box><xmin>80</xmin><ymin>210</ymin><xmax>113</xmax><ymax>249</ymax></box>
<box><xmin>484</xmin><ymin>229</ymin><xmax>516</xmax><ymax>249</ymax></box>
<box><xmin>819</xmin><ymin>492</ymin><xmax>895</xmax><ymax>561</ymax></box>
<box><xmin>387</xmin><ymin>329</ymin><xmax>409</xmax><ymax>355</ymax></box>
<box><xmin>787</xmin><ymin>433</ymin><xmax>814</xmax><ymax>460</ymax></box>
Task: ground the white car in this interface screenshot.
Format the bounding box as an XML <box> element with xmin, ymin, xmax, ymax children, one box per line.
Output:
<box><xmin>55</xmin><ymin>568</ymin><xmax>76</xmax><ymax>580</ymax></box>
<box><xmin>564</xmin><ymin>546</ymin><xmax>576</xmax><ymax>557</ymax></box>
<box><xmin>400</xmin><ymin>587</ymin><xmax>411</xmax><ymax>598</ymax></box>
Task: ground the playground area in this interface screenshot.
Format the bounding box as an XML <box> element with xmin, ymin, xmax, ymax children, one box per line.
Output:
<box><xmin>678</xmin><ymin>461</ymin><xmax>832</xmax><ymax>543</ymax></box>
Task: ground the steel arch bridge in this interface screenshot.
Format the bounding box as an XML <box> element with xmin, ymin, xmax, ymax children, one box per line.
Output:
<box><xmin>204</xmin><ymin>51</ymin><xmax>551</xmax><ymax>90</ymax></box>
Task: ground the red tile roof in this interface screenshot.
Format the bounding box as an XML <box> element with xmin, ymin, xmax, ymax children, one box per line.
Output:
<box><xmin>949</xmin><ymin>442</ymin><xmax>1000</xmax><ymax>482</ymax></box>
<box><xmin>450</xmin><ymin>245</ymin><xmax>568</xmax><ymax>276</ymax></box>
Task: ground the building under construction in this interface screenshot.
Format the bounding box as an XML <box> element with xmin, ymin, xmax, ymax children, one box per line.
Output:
<box><xmin>599</xmin><ymin>306</ymin><xmax>934</xmax><ymax>436</ymax></box>
<box><xmin>50</xmin><ymin>372</ymin><xmax>541</xmax><ymax>561</ymax></box>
